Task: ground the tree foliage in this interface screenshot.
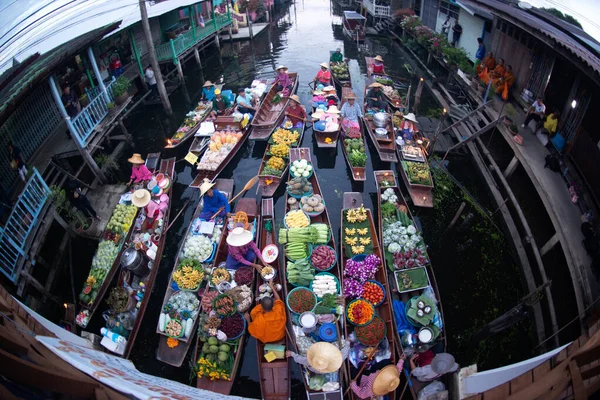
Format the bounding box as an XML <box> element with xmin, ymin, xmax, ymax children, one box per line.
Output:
<box><xmin>541</xmin><ymin>7</ymin><xmax>583</xmax><ymax>30</ymax></box>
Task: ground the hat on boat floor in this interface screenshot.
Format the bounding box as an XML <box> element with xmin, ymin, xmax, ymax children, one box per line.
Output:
<box><xmin>132</xmin><ymin>189</ymin><xmax>151</xmax><ymax>208</ymax></box>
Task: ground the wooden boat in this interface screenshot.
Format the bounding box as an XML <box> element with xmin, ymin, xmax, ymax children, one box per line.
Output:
<box><xmin>250</xmin><ymin>72</ymin><xmax>299</xmax><ymax>141</ymax></box>
<box><xmin>339</xmin><ymin>89</ymin><xmax>367</xmax><ymax>181</ymax></box>
<box><xmin>256</xmin><ymin>121</ymin><xmax>306</xmax><ymax>197</ymax></box>
<box><xmin>255</xmin><ymin>198</ymin><xmax>291</xmax><ymax>400</ymax></box>
<box><xmin>188</xmin><ymin>136</ymin><xmax>210</xmax><ymax>157</ymax></box>
<box><xmin>396</xmin><ymin>146</ymin><xmax>433</xmax><ymax>208</ymax></box>
<box><xmin>284</xmin><ymin>147</ymin><xmax>344</xmax><ymax>400</ymax></box>
<box><xmin>342</xmin><ymin>11</ymin><xmax>366</xmax><ymax>42</ymax></box>
<box><xmin>365</xmin><ymin>57</ymin><xmax>406</xmax><ymax>110</ymax></box>
<box><xmin>165</xmin><ymin>101</ymin><xmax>212</xmax><ymax>148</ymax></box>
<box><xmin>341</xmin><ymin>192</ymin><xmax>399</xmax><ymax>400</ymax></box>
<box><xmin>373</xmin><ymin>170</ymin><xmax>446</xmax><ymax>398</ymax></box>
<box><xmin>106</xmin><ymin>157</ymin><xmax>176</xmax><ymax>359</ymax></box>
<box><xmin>362</xmin><ymin>85</ymin><xmax>398</xmax><ymax>163</ymax></box>
<box><xmin>156</xmin><ymin>179</ymin><xmax>234</xmax><ymax>367</ymax></box>
<box><xmin>190</xmin><ymin>116</ymin><xmax>251</xmax><ymax>187</ymax></box>
<box><xmin>329</xmin><ymin>51</ymin><xmax>351</xmax><ymax>88</ymax></box>
<box><xmin>196</xmin><ymin>198</ymin><xmax>259</xmax><ymax>394</ymax></box>
<box><xmin>145</xmin><ymin>152</ymin><xmax>161</xmax><ymax>171</ymax></box>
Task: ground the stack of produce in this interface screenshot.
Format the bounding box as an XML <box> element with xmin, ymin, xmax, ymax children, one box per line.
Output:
<box><xmin>285</xmin><ymin>242</ymin><xmax>309</xmax><ymax>261</ymax></box>
<box><xmin>355</xmin><ymin>316</ymin><xmax>386</xmax><ymax>346</ymax></box>
<box><xmin>183</xmin><ymin>235</ymin><xmax>214</xmax><ymax>262</ymax></box>
<box><xmin>105</xmin><ymin>204</ymin><xmax>137</xmax><ymax>235</ymax></box>
<box><xmin>285</xmin><ymin>209</ymin><xmax>310</xmax><ymax>228</ymax></box>
<box><xmin>210</xmin><ymin>267</ymin><xmax>232</xmax><ymax>286</ymax></box>
<box><xmin>172</xmin><ymin>259</ymin><xmax>204</xmax><ymax>290</ymax></box>
<box><xmin>261</xmin><ymin>156</ymin><xmax>287</xmax><ymax>177</ymax></box>
<box><xmin>403</xmin><ymin>161</ymin><xmax>432</xmax><ymax>186</ymax></box>
<box><xmin>330</xmin><ymin>62</ymin><xmax>349</xmax><ymax>79</ymax></box>
<box><xmin>287</xmin><ymin>259</ymin><xmax>314</xmax><ymax>286</ymax></box>
<box><xmin>347</xmin><ymin>299</ymin><xmax>374</xmax><ymax>325</ymax></box>
<box><xmin>300</xmin><ymin>194</ymin><xmax>325</xmax><ymax>215</ymax></box>
<box><xmin>158</xmin><ymin>291</ymin><xmax>200</xmax><ymax>338</ymax></box>
<box><xmin>344</xmin><ymin>139</ymin><xmax>367</xmax><ymax>168</ymax></box>
<box><xmin>197</xmin><ymin>131</ymin><xmax>243</xmax><ymax>171</ymax></box>
<box><xmin>311</xmin><ymin>245</ymin><xmax>336</xmax><ymax>271</ymax></box>
<box><xmin>311</xmin><ymin>274</ymin><xmax>338</xmax><ymax>298</ymax></box>
<box><xmin>342</xmin><ymin>255</ymin><xmax>381</xmax><ymax>298</ymax></box>
<box><xmin>290</xmin><ymin>159</ymin><xmax>313</xmax><ymax>178</ymax></box>
<box><xmin>286</xmin><ymin>177</ymin><xmax>313</xmax><ymax>197</ymax></box>
<box><xmin>269</xmin><ymin>143</ymin><xmax>291</xmax><ymax>158</ymax></box>
<box><xmin>196</xmin><ymin>336</ymin><xmax>234</xmax><ymax>381</ymax></box>
<box><xmin>382</xmin><ymin>85</ymin><xmax>400</xmax><ymax>100</ymax></box>
<box><xmin>213</xmin><ymin>294</ymin><xmax>236</xmax><ymax>317</ymax></box>
<box><xmin>287</xmin><ymin>287</ymin><xmax>317</xmax><ymax>313</ymax></box>
<box><xmin>271</xmin><ymin>128</ymin><xmax>300</xmax><ymax>146</ymax></box>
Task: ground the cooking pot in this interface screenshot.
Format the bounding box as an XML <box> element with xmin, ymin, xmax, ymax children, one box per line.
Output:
<box><xmin>373</xmin><ymin>112</ymin><xmax>387</xmax><ymax>128</ymax></box>
<box><xmin>120</xmin><ymin>248</ymin><xmax>149</xmax><ymax>277</ymax></box>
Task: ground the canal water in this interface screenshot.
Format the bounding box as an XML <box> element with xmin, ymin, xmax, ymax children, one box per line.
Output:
<box><xmin>76</xmin><ymin>0</ymin><xmax>532</xmax><ymax>396</ymax></box>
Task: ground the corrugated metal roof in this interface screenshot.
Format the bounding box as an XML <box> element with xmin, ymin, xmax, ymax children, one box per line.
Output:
<box><xmin>464</xmin><ymin>0</ymin><xmax>600</xmax><ymax>78</ymax></box>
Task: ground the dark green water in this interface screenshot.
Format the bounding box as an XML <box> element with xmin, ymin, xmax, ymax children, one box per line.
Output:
<box><xmin>72</xmin><ymin>0</ymin><xmax>533</xmax><ymax>396</ymax></box>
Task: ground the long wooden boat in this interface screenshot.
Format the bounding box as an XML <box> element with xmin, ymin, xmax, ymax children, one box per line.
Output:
<box><xmin>339</xmin><ymin>89</ymin><xmax>367</xmax><ymax>181</ymax></box>
<box><xmin>196</xmin><ymin>198</ymin><xmax>259</xmax><ymax>394</ymax></box>
<box><xmin>250</xmin><ymin>72</ymin><xmax>299</xmax><ymax>141</ymax></box>
<box><xmin>313</xmin><ymin>107</ymin><xmax>341</xmax><ymax>149</ymax></box>
<box><xmin>329</xmin><ymin>51</ymin><xmax>351</xmax><ymax>89</ymax></box>
<box><xmin>341</xmin><ymin>192</ymin><xmax>399</xmax><ymax>400</ymax></box>
<box><xmin>373</xmin><ymin>170</ymin><xmax>446</xmax><ymax>398</ymax></box>
<box><xmin>396</xmin><ymin>146</ymin><xmax>434</xmax><ymax>208</ymax></box>
<box><xmin>155</xmin><ymin>179</ymin><xmax>235</xmax><ymax>367</ymax></box>
<box><xmin>365</xmin><ymin>57</ymin><xmax>406</xmax><ymax>110</ymax></box>
<box><xmin>285</xmin><ymin>147</ymin><xmax>344</xmax><ymax>400</ymax></box>
<box><xmin>342</xmin><ymin>11</ymin><xmax>366</xmax><ymax>42</ymax></box>
<box><xmin>188</xmin><ymin>136</ymin><xmax>210</xmax><ymax>157</ymax></box>
<box><xmin>190</xmin><ymin>116</ymin><xmax>251</xmax><ymax>187</ymax></box>
<box><xmin>362</xmin><ymin>85</ymin><xmax>398</xmax><ymax>163</ymax></box>
<box><xmin>165</xmin><ymin>101</ymin><xmax>212</xmax><ymax>148</ymax></box>
<box><xmin>256</xmin><ymin>121</ymin><xmax>306</xmax><ymax>197</ymax></box>
<box><xmin>255</xmin><ymin>198</ymin><xmax>291</xmax><ymax>400</ymax></box>
<box><xmin>108</xmin><ymin>157</ymin><xmax>176</xmax><ymax>359</ymax></box>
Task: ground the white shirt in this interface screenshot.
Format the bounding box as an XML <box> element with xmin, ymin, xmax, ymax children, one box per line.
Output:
<box><xmin>145</xmin><ymin>69</ymin><xmax>156</xmax><ymax>85</ymax></box>
<box><xmin>532</xmin><ymin>100</ymin><xmax>546</xmax><ymax>114</ymax></box>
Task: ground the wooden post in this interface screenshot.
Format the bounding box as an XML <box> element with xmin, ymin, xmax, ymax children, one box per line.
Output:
<box><xmin>118</xmin><ymin>119</ymin><xmax>134</xmax><ymax>146</ymax></box>
<box><xmin>214</xmin><ymin>33</ymin><xmax>220</xmax><ymax>48</ymax></box>
<box><xmin>540</xmin><ymin>233</ymin><xmax>559</xmax><ymax>256</ymax></box>
<box><xmin>229</xmin><ymin>25</ymin><xmax>233</xmax><ymax>41</ymax></box>
<box><xmin>175</xmin><ymin>58</ymin><xmax>184</xmax><ymax>82</ymax></box>
<box><xmin>194</xmin><ymin>47</ymin><xmax>202</xmax><ymax>67</ymax></box>
<box><xmin>446</xmin><ymin>202</ymin><xmax>466</xmax><ymax>231</ymax></box>
<box><xmin>128</xmin><ymin>28</ymin><xmax>147</xmax><ymax>91</ymax></box>
<box><xmin>247</xmin><ymin>9</ymin><xmax>253</xmax><ymax>39</ymax></box>
<box><xmin>413</xmin><ymin>77</ymin><xmax>424</xmax><ymax>114</ymax></box>
<box><xmin>503</xmin><ymin>155</ymin><xmax>520</xmax><ymax>178</ymax></box>
<box><xmin>139</xmin><ymin>0</ymin><xmax>172</xmax><ymax>115</ymax></box>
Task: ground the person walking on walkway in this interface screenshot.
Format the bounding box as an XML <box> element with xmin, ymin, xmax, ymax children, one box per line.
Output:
<box><xmin>475</xmin><ymin>38</ymin><xmax>486</xmax><ymax>67</ymax></box>
<box><xmin>67</xmin><ymin>180</ymin><xmax>101</xmax><ymax>221</ymax></box>
<box><xmin>145</xmin><ymin>65</ymin><xmax>157</xmax><ymax>99</ymax></box>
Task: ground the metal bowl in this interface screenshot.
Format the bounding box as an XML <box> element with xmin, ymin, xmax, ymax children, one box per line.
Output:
<box><xmin>375</xmin><ymin>128</ymin><xmax>388</xmax><ymax>136</ymax></box>
<box><xmin>373</xmin><ymin>112</ymin><xmax>387</xmax><ymax>128</ymax></box>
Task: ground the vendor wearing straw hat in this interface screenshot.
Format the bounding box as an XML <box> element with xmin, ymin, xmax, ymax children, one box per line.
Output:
<box><xmin>198</xmin><ymin>178</ymin><xmax>229</xmax><ymax>220</ymax></box>
<box><xmin>314</xmin><ymin>63</ymin><xmax>331</xmax><ymax>86</ymax></box>
<box><xmin>371</xmin><ymin>55</ymin><xmax>386</xmax><ymax>75</ymax></box>
<box><xmin>340</xmin><ymin>92</ymin><xmax>363</xmax><ymax>136</ymax></box>
<box><xmin>226</xmin><ymin>227</ymin><xmax>267</xmax><ymax>270</ymax></box>
<box><xmin>399</xmin><ymin>113</ymin><xmax>419</xmax><ymax>141</ymax></box>
<box><xmin>365</xmin><ymin>82</ymin><xmax>387</xmax><ymax>111</ymax></box>
<box><xmin>351</xmin><ymin>354</ymin><xmax>406</xmax><ymax>399</ymax></box>
<box><xmin>286</xmin><ymin>341</ymin><xmax>350</xmax><ymax>374</ymax></box>
<box><xmin>410</xmin><ymin>352</ymin><xmax>459</xmax><ymax>382</ymax></box>
<box><xmin>272</xmin><ymin>65</ymin><xmax>293</xmax><ymax>94</ymax></box>
<box><xmin>127</xmin><ymin>154</ymin><xmax>152</xmax><ymax>186</ymax></box>
<box><xmin>201</xmin><ymin>80</ymin><xmax>216</xmax><ymax>101</ymax></box>
<box><xmin>285</xmin><ymin>95</ymin><xmax>308</xmax><ymax>127</ymax></box>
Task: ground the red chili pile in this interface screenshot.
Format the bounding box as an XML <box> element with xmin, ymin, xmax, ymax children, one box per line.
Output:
<box><xmin>361</xmin><ymin>281</ymin><xmax>384</xmax><ymax>305</ymax></box>
<box><xmin>234</xmin><ymin>267</ymin><xmax>253</xmax><ymax>286</ymax></box>
<box><xmin>288</xmin><ymin>288</ymin><xmax>316</xmax><ymax>313</ymax></box>
<box><xmin>220</xmin><ymin>313</ymin><xmax>244</xmax><ymax>338</ymax></box>
<box><xmin>355</xmin><ymin>316</ymin><xmax>385</xmax><ymax>346</ymax></box>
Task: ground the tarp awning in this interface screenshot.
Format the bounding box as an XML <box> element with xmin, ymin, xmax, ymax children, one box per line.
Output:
<box><xmin>344</xmin><ymin>11</ymin><xmax>366</xmax><ymax>20</ymax></box>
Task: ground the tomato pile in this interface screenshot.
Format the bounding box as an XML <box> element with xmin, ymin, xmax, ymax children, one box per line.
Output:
<box><xmin>361</xmin><ymin>281</ymin><xmax>384</xmax><ymax>305</ymax></box>
<box><xmin>347</xmin><ymin>299</ymin><xmax>374</xmax><ymax>325</ymax></box>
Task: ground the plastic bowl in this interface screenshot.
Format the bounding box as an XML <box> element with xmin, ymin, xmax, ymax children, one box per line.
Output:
<box><xmin>286</xmin><ymin>287</ymin><xmax>317</xmax><ymax>314</ymax></box>
<box><xmin>310</xmin><ymin>245</ymin><xmax>336</xmax><ymax>271</ymax></box>
<box><xmin>309</xmin><ymin>272</ymin><xmax>340</xmax><ymax>299</ymax></box>
<box><xmin>346</xmin><ymin>298</ymin><xmax>375</xmax><ymax>326</ymax></box>
<box><xmin>289</xmin><ymin>161</ymin><xmax>314</xmax><ymax>179</ymax></box>
<box><xmin>222</xmin><ymin>312</ymin><xmax>246</xmax><ymax>340</ymax></box>
<box><xmin>360</xmin><ymin>280</ymin><xmax>386</xmax><ymax>307</ymax></box>
<box><xmin>283</xmin><ymin>210</ymin><xmax>310</xmax><ymax>229</ymax></box>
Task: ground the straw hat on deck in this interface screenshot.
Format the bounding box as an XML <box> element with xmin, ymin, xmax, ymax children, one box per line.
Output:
<box><xmin>199</xmin><ymin>178</ymin><xmax>216</xmax><ymax>196</ymax></box>
<box><xmin>128</xmin><ymin>153</ymin><xmax>145</xmax><ymax>164</ymax></box>
<box><xmin>374</xmin><ymin>55</ymin><xmax>384</xmax><ymax>62</ymax></box>
<box><xmin>226</xmin><ymin>227</ymin><xmax>254</xmax><ymax>247</ymax></box>
<box><xmin>306</xmin><ymin>342</ymin><xmax>343</xmax><ymax>373</ymax></box>
<box><xmin>372</xmin><ymin>365</ymin><xmax>402</xmax><ymax>395</ymax></box>
<box><xmin>203</xmin><ymin>80</ymin><xmax>214</xmax><ymax>87</ymax></box>
<box><xmin>132</xmin><ymin>189</ymin><xmax>151</xmax><ymax>208</ymax></box>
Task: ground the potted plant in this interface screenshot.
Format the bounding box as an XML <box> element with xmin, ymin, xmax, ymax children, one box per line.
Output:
<box><xmin>107</xmin><ymin>102</ymin><xmax>115</xmax><ymax>110</ymax></box>
<box><xmin>49</xmin><ymin>185</ymin><xmax>93</xmax><ymax>232</ymax></box>
<box><xmin>71</xmin><ymin>209</ymin><xmax>93</xmax><ymax>232</ymax></box>
<box><xmin>503</xmin><ymin>103</ymin><xmax>517</xmax><ymax>126</ymax></box>
<box><xmin>79</xmin><ymin>94</ymin><xmax>89</xmax><ymax>108</ymax></box>
<box><xmin>112</xmin><ymin>75</ymin><xmax>131</xmax><ymax>105</ymax></box>
<box><xmin>509</xmin><ymin>123</ymin><xmax>519</xmax><ymax>135</ymax></box>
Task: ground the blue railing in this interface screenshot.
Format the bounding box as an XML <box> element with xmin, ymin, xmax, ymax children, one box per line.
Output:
<box><xmin>0</xmin><ymin>169</ymin><xmax>50</xmax><ymax>282</ymax></box>
<box><xmin>71</xmin><ymin>77</ymin><xmax>117</xmax><ymax>147</ymax></box>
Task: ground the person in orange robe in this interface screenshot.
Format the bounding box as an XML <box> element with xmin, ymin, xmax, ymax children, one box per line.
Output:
<box><xmin>246</xmin><ymin>280</ymin><xmax>286</xmax><ymax>343</ymax></box>
<box><xmin>490</xmin><ymin>58</ymin><xmax>506</xmax><ymax>86</ymax></box>
<box><xmin>494</xmin><ymin>65</ymin><xmax>515</xmax><ymax>94</ymax></box>
<box><xmin>475</xmin><ymin>52</ymin><xmax>496</xmax><ymax>75</ymax></box>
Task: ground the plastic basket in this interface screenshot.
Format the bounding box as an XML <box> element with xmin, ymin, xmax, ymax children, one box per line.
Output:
<box><xmin>289</xmin><ymin>161</ymin><xmax>314</xmax><ymax>179</ymax></box>
<box><xmin>198</xmin><ymin>242</ymin><xmax>217</xmax><ymax>263</ymax></box>
<box><xmin>165</xmin><ymin>318</ymin><xmax>185</xmax><ymax>339</ymax></box>
<box><xmin>309</xmin><ymin>245</ymin><xmax>336</xmax><ymax>271</ymax></box>
<box><xmin>286</xmin><ymin>287</ymin><xmax>317</xmax><ymax>314</ymax></box>
<box><xmin>355</xmin><ymin>315</ymin><xmax>386</xmax><ymax>346</ymax></box>
<box><xmin>283</xmin><ymin>210</ymin><xmax>310</xmax><ymax>229</ymax></box>
<box><xmin>361</xmin><ymin>280</ymin><xmax>386</xmax><ymax>307</ymax></box>
<box><xmin>303</xmin><ymin>198</ymin><xmax>326</xmax><ymax>218</ymax></box>
<box><xmin>310</xmin><ymin>272</ymin><xmax>340</xmax><ymax>299</ymax></box>
<box><xmin>212</xmin><ymin>293</ymin><xmax>237</xmax><ymax>317</ymax></box>
<box><xmin>346</xmin><ymin>298</ymin><xmax>375</xmax><ymax>326</ymax></box>
<box><xmin>287</xmin><ymin>188</ymin><xmax>314</xmax><ymax>199</ymax></box>
<box><xmin>222</xmin><ymin>312</ymin><xmax>246</xmax><ymax>340</ymax></box>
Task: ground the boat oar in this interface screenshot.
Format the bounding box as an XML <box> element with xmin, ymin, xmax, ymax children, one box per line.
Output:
<box><xmin>209</xmin><ymin>175</ymin><xmax>259</xmax><ymax>219</ymax></box>
<box><xmin>343</xmin><ymin>346</ymin><xmax>378</xmax><ymax>397</ymax></box>
<box><xmin>399</xmin><ymin>369</ymin><xmax>414</xmax><ymax>399</ymax></box>
<box><xmin>164</xmin><ymin>197</ymin><xmax>193</xmax><ymax>234</ymax></box>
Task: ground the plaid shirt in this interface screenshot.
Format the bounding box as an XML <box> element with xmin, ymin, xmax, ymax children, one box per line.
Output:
<box><xmin>350</xmin><ymin>359</ymin><xmax>404</xmax><ymax>399</ymax></box>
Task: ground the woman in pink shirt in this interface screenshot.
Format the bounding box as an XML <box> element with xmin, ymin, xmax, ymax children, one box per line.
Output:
<box><xmin>314</xmin><ymin>62</ymin><xmax>331</xmax><ymax>86</ymax></box>
<box><xmin>226</xmin><ymin>227</ymin><xmax>267</xmax><ymax>271</ymax></box>
<box><xmin>127</xmin><ymin>153</ymin><xmax>152</xmax><ymax>186</ymax></box>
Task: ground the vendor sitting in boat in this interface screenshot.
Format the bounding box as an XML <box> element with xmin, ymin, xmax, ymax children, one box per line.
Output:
<box><xmin>371</xmin><ymin>55</ymin><xmax>386</xmax><ymax>75</ymax></box>
<box><xmin>365</xmin><ymin>82</ymin><xmax>387</xmax><ymax>111</ymax></box>
<box><xmin>272</xmin><ymin>65</ymin><xmax>293</xmax><ymax>95</ymax></box>
<box><xmin>312</xmin><ymin>106</ymin><xmax>340</xmax><ymax>132</ymax></box>
<box><xmin>286</xmin><ymin>341</ymin><xmax>350</xmax><ymax>374</ymax></box>
<box><xmin>340</xmin><ymin>92</ymin><xmax>363</xmax><ymax>136</ymax></box>
<box><xmin>226</xmin><ymin>226</ymin><xmax>267</xmax><ymax>270</ymax></box>
<box><xmin>410</xmin><ymin>352</ymin><xmax>459</xmax><ymax>382</ymax></box>
<box><xmin>314</xmin><ymin>63</ymin><xmax>331</xmax><ymax>86</ymax></box>
<box><xmin>330</xmin><ymin>48</ymin><xmax>343</xmax><ymax>63</ymax></box>
<box><xmin>198</xmin><ymin>178</ymin><xmax>229</xmax><ymax>220</ymax></box>
<box><xmin>236</xmin><ymin>87</ymin><xmax>257</xmax><ymax>115</ymax></box>
<box><xmin>351</xmin><ymin>354</ymin><xmax>406</xmax><ymax>399</ymax></box>
<box><xmin>127</xmin><ymin>153</ymin><xmax>152</xmax><ymax>186</ymax></box>
<box><xmin>246</xmin><ymin>280</ymin><xmax>286</xmax><ymax>343</ymax></box>
<box><xmin>210</xmin><ymin>89</ymin><xmax>231</xmax><ymax>118</ymax></box>
<box><xmin>201</xmin><ymin>80</ymin><xmax>216</xmax><ymax>101</ymax></box>
<box><xmin>285</xmin><ymin>94</ymin><xmax>308</xmax><ymax>127</ymax></box>
<box><xmin>399</xmin><ymin>113</ymin><xmax>419</xmax><ymax>141</ymax></box>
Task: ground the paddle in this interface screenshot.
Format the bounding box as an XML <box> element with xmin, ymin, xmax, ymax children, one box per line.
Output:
<box><xmin>209</xmin><ymin>175</ymin><xmax>259</xmax><ymax>219</ymax></box>
<box><xmin>343</xmin><ymin>346</ymin><xmax>378</xmax><ymax>397</ymax></box>
<box><xmin>164</xmin><ymin>197</ymin><xmax>193</xmax><ymax>234</ymax></box>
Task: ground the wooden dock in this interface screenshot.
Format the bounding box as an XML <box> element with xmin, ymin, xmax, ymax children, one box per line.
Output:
<box><xmin>220</xmin><ymin>23</ymin><xmax>268</xmax><ymax>41</ymax></box>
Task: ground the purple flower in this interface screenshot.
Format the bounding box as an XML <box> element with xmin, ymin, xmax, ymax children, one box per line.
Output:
<box><xmin>343</xmin><ymin>278</ymin><xmax>364</xmax><ymax>298</ymax></box>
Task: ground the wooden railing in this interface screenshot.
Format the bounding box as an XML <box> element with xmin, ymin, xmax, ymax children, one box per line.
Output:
<box><xmin>0</xmin><ymin>169</ymin><xmax>50</xmax><ymax>282</ymax></box>
<box><xmin>70</xmin><ymin>77</ymin><xmax>117</xmax><ymax>147</ymax></box>
<box><xmin>362</xmin><ymin>0</ymin><xmax>390</xmax><ymax>17</ymax></box>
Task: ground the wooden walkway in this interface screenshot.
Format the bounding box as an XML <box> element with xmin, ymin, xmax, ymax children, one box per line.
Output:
<box><xmin>220</xmin><ymin>23</ymin><xmax>268</xmax><ymax>41</ymax></box>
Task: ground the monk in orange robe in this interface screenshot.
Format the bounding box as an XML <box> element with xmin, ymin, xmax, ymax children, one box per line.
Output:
<box><xmin>247</xmin><ymin>280</ymin><xmax>286</xmax><ymax>343</ymax></box>
<box><xmin>476</xmin><ymin>52</ymin><xmax>496</xmax><ymax>75</ymax></box>
<box><xmin>494</xmin><ymin>65</ymin><xmax>515</xmax><ymax>94</ymax></box>
<box><xmin>490</xmin><ymin>58</ymin><xmax>506</xmax><ymax>86</ymax></box>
